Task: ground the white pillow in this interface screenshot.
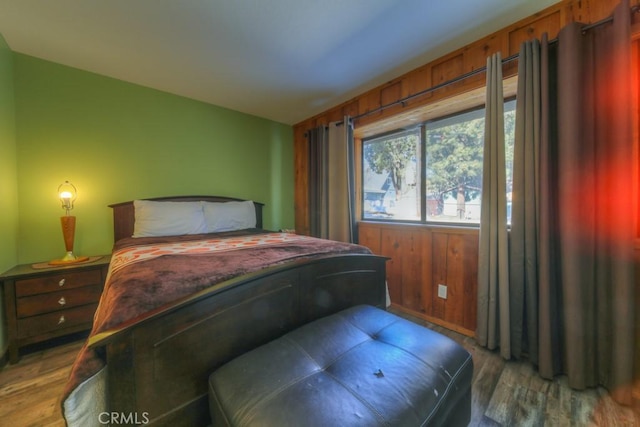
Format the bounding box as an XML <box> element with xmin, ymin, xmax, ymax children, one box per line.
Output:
<box><xmin>202</xmin><ymin>200</ymin><xmax>257</xmax><ymax>232</ymax></box>
<box><xmin>132</xmin><ymin>200</ymin><xmax>207</xmax><ymax>238</ymax></box>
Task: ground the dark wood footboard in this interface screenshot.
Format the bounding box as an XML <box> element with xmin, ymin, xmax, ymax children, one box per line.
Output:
<box><xmin>88</xmin><ymin>253</ymin><xmax>387</xmax><ymax>426</ymax></box>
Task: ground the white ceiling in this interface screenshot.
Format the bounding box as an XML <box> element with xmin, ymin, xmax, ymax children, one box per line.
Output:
<box><xmin>0</xmin><ymin>0</ymin><xmax>558</xmax><ymax>125</ymax></box>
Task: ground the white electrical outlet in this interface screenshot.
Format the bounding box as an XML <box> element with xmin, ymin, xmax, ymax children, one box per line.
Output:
<box><xmin>438</xmin><ymin>284</ymin><xmax>448</xmax><ymax>299</ymax></box>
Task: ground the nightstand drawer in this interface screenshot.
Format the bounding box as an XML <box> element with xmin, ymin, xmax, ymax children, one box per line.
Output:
<box><xmin>17</xmin><ymin>303</ymin><xmax>99</xmax><ymax>338</ymax></box>
<box><xmin>15</xmin><ymin>269</ymin><xmax>103</xmax><ymax>297</ymax></box>
<box><xmin>16</xmin><ymin>285</ymin><xmax>103</xmax><ymax>317</ymax></box>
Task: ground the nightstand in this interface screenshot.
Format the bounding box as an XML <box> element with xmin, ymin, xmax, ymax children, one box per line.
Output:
<box><xmin>1</xmin><ymin>256</ymin><xmax>110</xmax><ymax>363</ymax></box>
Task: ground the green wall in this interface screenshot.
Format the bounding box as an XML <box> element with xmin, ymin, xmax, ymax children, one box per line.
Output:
<box><xmin>0</xmin><ymin>35</ymin><xmax>18</xmax><ymax>272</ymax></box>
<box><xmin>0</xmin><ymin>40</ymin><xmax>18</xmax><ymax>269</ymax></box>
<box><xmin>0</xmin><ymin>34</ymin><xmax>17</xmax><ymax>357</ymax></box>
<box><xmin>14</xmin><ymin>54</ymin><xmax>294</xmax><ymax>263</ymax></box>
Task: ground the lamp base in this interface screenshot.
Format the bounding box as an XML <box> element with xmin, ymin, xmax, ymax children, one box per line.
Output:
<box><xmin>49</xmin><ymin>251</ymin><xmax>90</xmax><ymax>266</ymax></box>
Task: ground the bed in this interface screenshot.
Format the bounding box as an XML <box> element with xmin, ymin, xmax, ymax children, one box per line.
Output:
<box><xmin>61</xmin><ymin>195</ymin><xmax>388</xmax><ymax>426</ymax></box>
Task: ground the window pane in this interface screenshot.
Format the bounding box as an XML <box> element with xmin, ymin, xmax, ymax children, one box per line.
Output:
<box><xmin>425</xmin><ymin>109</ymin><xmax>485</xmax><ymax>223</ymax></box>
<box><xmin>363</xmin><ymin>129</ymin><xmax>421</xmax><ymax>220</ymax></box>
<box><xmin>504</xmin><ymin>99</ymin><xmax>516</xmax><ymax>224</ymax></box>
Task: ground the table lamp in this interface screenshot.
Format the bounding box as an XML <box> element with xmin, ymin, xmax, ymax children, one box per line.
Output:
<box><xmin>50</xmin><ymin>180</ymin><xmax>89</xmax><ymax>265</ymax></box>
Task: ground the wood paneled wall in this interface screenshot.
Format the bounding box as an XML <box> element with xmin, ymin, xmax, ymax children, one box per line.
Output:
<box><xmin>294</xmin><ymin>0</ymin><xmax>640</xmax><ymax>334</ymax></box>
<box><xmin>359</xmin><ymin>222</ymin><xmax>478</xmax><ymax>335</ymax></box>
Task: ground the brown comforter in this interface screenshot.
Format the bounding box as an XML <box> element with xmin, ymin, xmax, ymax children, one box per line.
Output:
<box><xmin>62</xmin><ymin>229</ymin><xmax>371</xmax><ymax>401</ymax></box>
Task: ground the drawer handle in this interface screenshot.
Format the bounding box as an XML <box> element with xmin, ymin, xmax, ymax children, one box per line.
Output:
<box><xmin>57</xmin><ymin>315</ymin><xmax>66</xmax><ymax>325</ymax></box>
<box><xmin>59</xmin><ymin>278</ymin><xmax>66</xmax><ymax>287</ymax></box>
<box><xmin>58</xmin><ymin>297</ymin><xmax>66</xmax><ymax>306</ymax></box>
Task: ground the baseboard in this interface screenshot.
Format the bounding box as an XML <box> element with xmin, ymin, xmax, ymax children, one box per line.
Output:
<box><xmin>389</xmin><ymin>303</ymin><xmax>475</xmax><ymax>337</ymax></box>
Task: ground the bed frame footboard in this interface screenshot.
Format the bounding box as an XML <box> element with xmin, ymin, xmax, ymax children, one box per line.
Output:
<box><xmin>89</xmin><ymin>254</ymin><xmax>387</xmax><ymax>426</ymax></box>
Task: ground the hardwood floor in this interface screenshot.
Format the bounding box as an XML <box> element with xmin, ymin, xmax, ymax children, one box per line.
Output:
<box><xmin>0</xmin><ymin>335</ymin><xmax>84</xmax><ymax>427</ymax></box>
<box><xmin>0</xmin><ymin>317</ymin><xmax>638</xmax><ymax>426</ymax></box>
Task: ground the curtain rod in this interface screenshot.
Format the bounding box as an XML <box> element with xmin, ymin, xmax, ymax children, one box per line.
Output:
<box><xmin>352</xmin><ymin>53</ymin><xmax>518</xmax><ymax>121</ymax></box>
<box><xmin>351</xmin><ymin>5</ymin><xmax>640</xmax><ymax>122</ymax></box>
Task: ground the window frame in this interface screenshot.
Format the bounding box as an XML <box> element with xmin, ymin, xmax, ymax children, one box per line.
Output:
<box><xmin>360</xmin><ymin>97</ymin><xmax>516</xmax><ymax>227</ymax></box>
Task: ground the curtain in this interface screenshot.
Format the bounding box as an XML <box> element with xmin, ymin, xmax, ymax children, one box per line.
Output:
<box><xmin>307</xmin><ymin>117</ymin><xmax>357</xmax><ymax>243</ymax></box>
<box><xmin>508</xmin><ymin>0</ymin><xmax>636</xmax><ymax>406</ymax></box>
<box><xmin>477</xmin><ymin>52</ymin><xmax>511</xmax><ymax>359</ymax></box>
<box><xmin>307</xmin><ymin>124</ymin><xmax>328</xmax><ymax>239</ymax></box>
<box><xmin>509</xmin><ymin>39</ymin><xmax>541</xmax><ymax>362</ymax></box>
<box><xmin>536</xmin><ymin>31</ymin><xmax>565</xmax><ymax>384</ymax></box>
<box><xmin>549</xmin><ymin>0</ymin><xmax>635</xmax><ymax>405</ymax></box>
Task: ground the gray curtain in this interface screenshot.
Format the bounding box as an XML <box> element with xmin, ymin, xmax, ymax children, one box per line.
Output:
<box><xmin>477</xmin><ymin>52</ymin><xmax>511</xmax><ymax>359</ymax></box>
<box><xmin>509</xmin><ymin>0</ymin><xmax>636</xmax><ymax>406</ymax></box>
<box><xmin>536</xmin><ymin>31</ymin><xmax>564</xmax><ymax>385</ymax></box>
<box><xmin>549</xmin><ymin>0</ymin><xmax>635</xmax><ymax>405</ymax></box>
<box><xmin>509</xmin><ymin>39</ymin><xmax>541</xmax><ymax>362</ymax></box>
<box><xmin>307</xmin><ymin>124</ymin><xmax>328</xmax><ymax>239</ymax></box>
<box><xmin>307</xmin><ymin>117</ymin><xmax>357</xmax><ymax>243</ymax></box>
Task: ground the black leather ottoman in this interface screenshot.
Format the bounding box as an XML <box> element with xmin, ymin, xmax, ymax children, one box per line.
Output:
<box><xmin>208</xmin><ymin>305</ymin><xmax>473</xmax><ymax>426</ymax></box>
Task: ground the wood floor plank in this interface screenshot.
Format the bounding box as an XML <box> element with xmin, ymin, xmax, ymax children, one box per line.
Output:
<box><xmin>486</xmin><ymin>362</ymin><xmax>530</xmax><ymax>421</ymax></box>
<box><xmin>0</xmin><ymin>364</ymin><xmax>71</xmax><ymax>398</ymax></box>
<box><xmin>470</xmin><ymin>350</ymin><xmax>505</xmax><ymax>421</ymax></box>
<box><xmin>0</xmin><ymin>369</ymin><xmax>69</xmax><ymax>417</ymax></box>
<box><xmin>0</xmin><ymin>340</ymin><xmax>81</xmax><ymax>427</ymax></box>
<box><xmin>0</xmin><ymin>362</ymin><xmax>40</xmax><ymax>388</ymax></box>
<box><xmin>517</xmin><ymin>388</ymin><xmax>546</xmax><ymax>426</ymax></box>
<box><xmin>38</xmin><ymin>345</ymin><xmax>82</xmax><ymax>373</ymax></box>
<box><xmin>571</xmin><ymin>386</ymin><xmax>598</xmax><ymax>425</ymax></box>
<box><xmin>544</xmin><ymin>378</ymin><xmax>573</xmax><ymax>426</ymax></box>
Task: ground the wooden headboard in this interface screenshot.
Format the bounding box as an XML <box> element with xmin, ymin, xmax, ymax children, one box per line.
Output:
<box><xmin>109</xmin><ymin>195</ymin><xmax>265</xmax><ymax>243</ymax></box>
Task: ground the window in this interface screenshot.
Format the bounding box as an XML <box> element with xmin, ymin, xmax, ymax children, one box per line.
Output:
<box><xmin>363</xmin><ymin>129</ymin><xmax>421</xmax><ymax>221</ymax></box>
<box><xmin>362</xmin><ymin>99</ymin><xmax>515</xmax><ymax>224</ymax></box>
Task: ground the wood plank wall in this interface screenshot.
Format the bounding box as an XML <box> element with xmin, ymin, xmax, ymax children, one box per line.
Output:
<box><xmin>359</xmin><ymin>222</ymin><xmax>479</xmax><ymax>335</ymax></box>
<box><xmin>293</xmin><ymin>0</ymin><xmax>640</xmax><ymax>335</ymax></box>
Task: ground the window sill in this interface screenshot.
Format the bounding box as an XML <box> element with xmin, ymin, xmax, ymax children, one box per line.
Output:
<box><xmin>358</xmin><ymin>220</ymin><xmax>479</xmax><ymax>234</ymax></box>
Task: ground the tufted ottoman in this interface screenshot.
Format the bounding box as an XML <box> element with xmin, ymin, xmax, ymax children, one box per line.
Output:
<box><xmin>208</xmin><ymin>305</ymin><xmax>473</xmax><ymax>426</ymax></box>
